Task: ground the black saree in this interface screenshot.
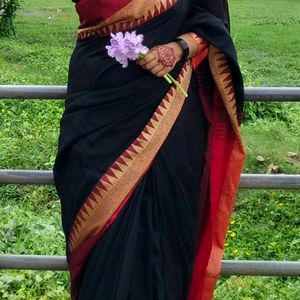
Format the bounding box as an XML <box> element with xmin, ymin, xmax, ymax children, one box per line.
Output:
<box><xmin>53</xmin><ymin>1</ymin><xmax>245</xmax><ymax>299</ymax></box>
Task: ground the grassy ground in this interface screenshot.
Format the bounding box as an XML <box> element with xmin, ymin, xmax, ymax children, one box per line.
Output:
<box><xmin>230</xmin><ymin>0</ymin><xmax>300</xmax><ymax>87</ymax></box>
<box><xmin>0</xmin><ymin>0</ymin><xmax>299</xmax><ymax>299</ymax></box>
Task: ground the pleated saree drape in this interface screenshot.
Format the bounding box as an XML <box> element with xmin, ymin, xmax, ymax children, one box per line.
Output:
<box><xmin>53</xmin><ymin>1</ymin><xmax>245</xmax><ymax>299</ymax></box>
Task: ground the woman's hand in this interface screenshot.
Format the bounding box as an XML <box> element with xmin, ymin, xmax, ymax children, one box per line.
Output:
<box><xmin>137</xmin><ymin>42</ymin><xmax>183</xmax><ymax>77</ymax></box>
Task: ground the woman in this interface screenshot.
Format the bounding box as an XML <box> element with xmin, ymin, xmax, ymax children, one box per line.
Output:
<box><xmin>53</xmin><ymin>0</ymin><xmax>245</xmax><ymax>299</ymax></box>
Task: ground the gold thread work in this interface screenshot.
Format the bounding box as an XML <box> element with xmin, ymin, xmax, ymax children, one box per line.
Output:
<box><xmin>77</xmin><ymin>0</ymin><xmax>178</xmax><ymax>39</ymax></box>
<box><xmin>69</xmin><ymin>61</ymin><xmax>193</xmax><ymax>252</ymax></box>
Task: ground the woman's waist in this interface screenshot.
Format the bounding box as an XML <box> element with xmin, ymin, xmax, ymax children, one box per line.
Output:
<box><xmin>75</xmin><ymin>0</ymin><xmax>180</xmax><ymax>41</ymax></box>
<box><xmin>68</xmin><ymin>36</ymin><xmax>184</xmax><ymax>94</ymax></box>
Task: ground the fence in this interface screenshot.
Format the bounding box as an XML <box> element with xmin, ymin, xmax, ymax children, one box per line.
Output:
<box><xmin>1</xmin><ymin>85</ymin><xmax>300</xmax><ymax>277</ymax></box>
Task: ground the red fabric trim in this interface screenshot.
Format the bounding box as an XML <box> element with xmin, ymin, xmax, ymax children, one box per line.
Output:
<box><xmin>76</xmin><ymin>0</ymin><xmax>132</xmax><ymax>28</ymax></box>
<box><xmin>69</xmin><ymin>161</ymin><xmax>154</xmax><ymax>299</ymax></box>
<box><xmin>187</xmin><ymin>82</ymin><xmax>245</xmax><ymax>299</ymax></box>
<box><xmin>192</xmin><ymin>49</ymin><xmax>209</xmax><ymax>70</ymax></box>
<box><xmin>190</xmin><ymin>33</ymin><xmax>209</xmax><ymax>70</ymax></box>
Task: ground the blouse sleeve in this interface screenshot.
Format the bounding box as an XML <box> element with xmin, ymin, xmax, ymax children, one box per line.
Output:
<box><xmin>185</xmin><ymin>32</ymin><xmax>209</xmax><ymax>69</ymax></box>
<box><xmin>180</xmin><ymin>0</ymin><xmax>237</xmax><ymax>70</ymax></box>
<box><xmin>180</xmin><ymin>0</ymin><xmax>244</xmax><ymax>113</ymax></box>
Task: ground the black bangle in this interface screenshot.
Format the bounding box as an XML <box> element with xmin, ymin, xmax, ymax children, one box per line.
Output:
<box><xmin>174</xmin><ymin>38</ymin><xmax>189</xmax><ymax>60</ymax></box>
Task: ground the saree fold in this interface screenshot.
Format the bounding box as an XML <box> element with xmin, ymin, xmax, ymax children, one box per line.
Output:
<box><xmin>53</xmin><ymin>1</ymin><xmax>245</xmax><ymax>299</ymax></box>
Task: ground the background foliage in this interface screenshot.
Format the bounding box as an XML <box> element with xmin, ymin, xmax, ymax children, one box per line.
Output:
<box><xmin>0</xmin><ymin>0</ymin><xmax>22</xmax><ymax>37</ymax></box>
<box><xmin>0</xmin><ymin>0</ymin><xmax>299</xmax><ymax>299</ymax></box>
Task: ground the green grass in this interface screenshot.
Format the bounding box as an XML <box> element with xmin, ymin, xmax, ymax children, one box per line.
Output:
<box><xmin>0</xmin><ymin>0</ymin><xmax>76</xmax><ymax>85</ymax></box>
<box><xmin>242</xmin><ymin>119</ymin><xmax>300</xmax><ymax>174</ymax></box>
<box><xmin>215</xmin><ymin>277</ymin><xmax>300</xmax><ymax>300</ymax></box>
<box><xmin>230</xmin><ymin>0</ymin><xmax>300</xmax><ymax>87</ymax></box>
<box><xmin>0</xmin><ymin>0</ymin><xmax>299</xmax><ymax>299</ymax></box>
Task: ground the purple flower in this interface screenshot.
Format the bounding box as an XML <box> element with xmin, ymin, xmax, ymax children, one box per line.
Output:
<box><xmin>106</xmin><ymin>31</ymin><xmax>149</xmax><ymax>68</ymax></box>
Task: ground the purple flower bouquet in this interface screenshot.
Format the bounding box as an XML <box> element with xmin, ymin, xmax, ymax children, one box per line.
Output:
<box><xmin>106</xmin><ymin>31</ymin><xmax>188</xmax><ymax>97</ymax></box>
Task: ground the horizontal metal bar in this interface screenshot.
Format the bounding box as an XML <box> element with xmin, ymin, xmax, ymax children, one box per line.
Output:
<box><xmin>0</xmin><ymin>170</ymin><xmax>53</xmax><ymax>185</ymax></box>
<box><xmin>0</xmin><ymin>85</ymin><xmax>65</xmax><ymax>100</ymax></box>
<box><xmin>0</xmin><ymin>255</ymin><xmax>67</xmax><ymax>271</ymax></box>
<box><xmin>221</xmin><ymin>260</ymin><xmax>300</xmax><ymax>276</ymax></box>
<box><xmin>245</xmin><ymin>87</ymin><xmax>300</xmax><ymax>102</ymax></box>
<box><xmin>240</xmin><ymin>174</ymin><xmax>300</xmax><ymax>189</ymax></box>
<box><xmin>1</xmin><ymin>170</ymin><xmax>300</xmax><ymax>189</ymax></box>
<box><xmin>0</xmin><ymin>255</ymin><xmax>299</xmax><ymax>276</ymax></box>
<box><xmin>0</xmin><ymin>86</ymin><xmax>300</xmax><ymax>102</ymax></box>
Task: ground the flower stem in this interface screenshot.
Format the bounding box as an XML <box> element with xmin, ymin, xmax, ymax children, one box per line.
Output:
<box><xmin>163</xmin><ymin>74</ymin><xmax>173</xmax><ymax>84</ymax></box>
<box><xmin>165</xmin><ymin>74</ymin><xmax>188</xmax><ymax>97</ymax></box>
<box><xmin>138</xmin><ymin>53</ymin><xmax>188</xmax><ymax>97</ymax></box>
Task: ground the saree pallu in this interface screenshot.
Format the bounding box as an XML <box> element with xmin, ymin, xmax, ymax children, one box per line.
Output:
<box><xmin>53</xmin><ymin>0</ymin><xmax>246</xmax><ymax>299</ymax></box>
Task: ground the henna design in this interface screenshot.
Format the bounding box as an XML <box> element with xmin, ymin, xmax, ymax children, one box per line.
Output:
<box><xmin>156</xmin><ymin>45</ymin><xmax>176</xmax><ymax>68</ymax></box>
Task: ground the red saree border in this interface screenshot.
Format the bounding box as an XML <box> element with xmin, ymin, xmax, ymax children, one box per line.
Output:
<box><xmin>69</xmin><ymin>168</ymin><xmax>148</xmax><ymax>299</ymax></box>
<box><xmin>208</xmin><ymin>46</ymin><xmax>242</xmax><ymax>137</ymax></box>
<box><xmin>68</xmin><ymin>61</ymin><xmax>193</xmax><ymax>299</ymax></box>
<box><xmin>187</xmin><ymin>132</ymin><xmax>245</xmax><ymax>300</ymax></box>
<box><xmin>187</xmin><ymin>46</ymin><xmax>245</xmax><ymax>300</ymax></box>
<box><xmin>77</xmin><ymin>0</ymin><xmax>178</xmax><ymax>40</ymax></box>
<box><xmin>76</xmin><ymin>0</ymin><xmax>132</xmax><ymax>29</ymax></box>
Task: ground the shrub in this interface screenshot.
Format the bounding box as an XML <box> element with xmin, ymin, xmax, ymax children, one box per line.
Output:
<box><xmin>0</xmin><ymin>0</ymin><xmax>22</xmax><ymax>37</ymax></box>
<box><xmin>244</xmin><ymin>102</ymin><xmax>299</xmax><ymax>125</ymax></box>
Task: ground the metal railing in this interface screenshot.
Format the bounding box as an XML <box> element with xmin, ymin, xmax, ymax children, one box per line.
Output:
<box><xmin>0</xmin><ymin>85</ymin><xmax>300</xmax><ymax>276</ymax></box>
<box><xmin>1</xmin><ymin>86</ymin><xmax>300</xmax><ymax>102</ymax></box>
<box><xmin>1</xmin><ymin>170</ymin><xmax>300</xmax><ymax>189</ymax></box>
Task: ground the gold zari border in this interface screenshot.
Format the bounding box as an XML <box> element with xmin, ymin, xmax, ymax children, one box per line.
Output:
<box><xmin>69</xmin><ymin>61</ymin><xmax>192</xmax><ymax>252</ymax></box>
<box><xmin>77</xmin><ymin>0</ymin><xmax>177</xmax><ymax>39</ymax></box>
<box><xmin>208</xmin><ymin>46</ymin><xmax>241</xmax><ymax>139</ymax></box>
